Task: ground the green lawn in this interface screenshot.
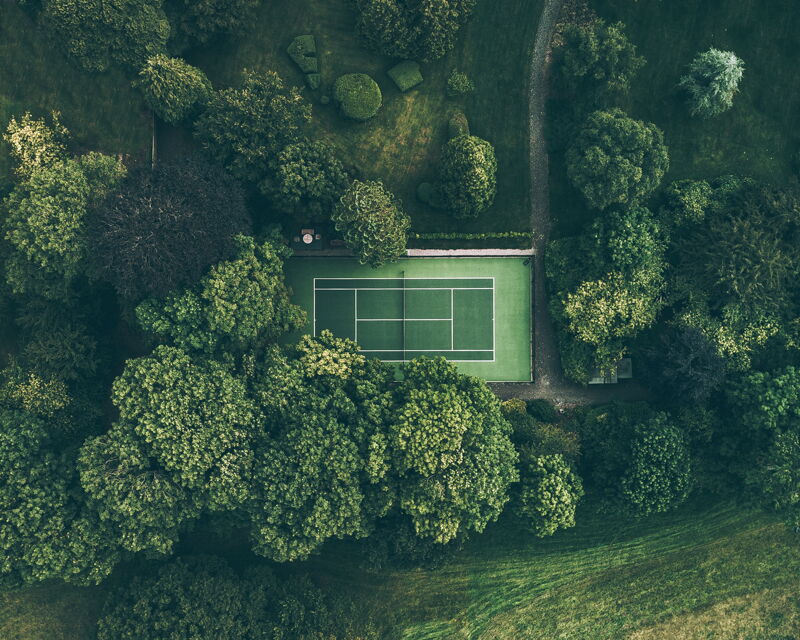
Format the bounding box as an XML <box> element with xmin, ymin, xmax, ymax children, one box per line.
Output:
<box><xmin>190</xmin><ymin>0</ymin><xmax>542</xmax><ymax>246</ymax></box>
<box><xmin>4</xmin><ymin>501</ymin><xmax>798</xmax><ymax>639</ymax></box>
<box><xmin>0</xmin><ymin>3</ymin><xmax>151</xmax><ymax>192</ymax></box>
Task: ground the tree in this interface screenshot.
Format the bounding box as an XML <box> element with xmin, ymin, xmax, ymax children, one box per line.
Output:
<box><xmin>166</xmin><ymin>0</ymin><xmax>261</xmax><ymax>51</ymax></box>
<box><xmin>194</xmin><ymin>70</ymin><xmax>311</xmax><ymax>184</ymax></box>
<box><xmin>679</xmin><ymin>48</ymin><xmax>744</xmax><ymax>118</ymax></box>
<box><xmin>391</xmin><ymin>357</ymin><xmax>518</xmax><ymax>543</ymax></box>
<box><xmin>435</xmin><ymin>134</ymin><xmax>497</xmax><ymax>219</ymax></box>
<box><xmin>514</xmin><ymin>454</ymin><xmax>584</xmax><ymax>537</ymax></box>
<box><xmin>559</xmin><ymin>19</ymin><xmax>645</xmax><ymax>98</ymax></box>
<box><xmin>247</xmin><ymin>332</ymin><xmax>395</xmax><ymax>561</ymax></box>
<box><xmin>3</xmin><ymin>112</ymin><xmax>68</xmax><ymax>179</ymax></box>
<box><xmin>96</xmin><ymin>556</ymin><xmax>378</xmax><ymax>640</ymax></box>
<box><xmin>87</xmin><ymin>158</ymin><xmax>251</xmax><ymax>300</ymax></box>
<box><xmin>266</xmin><ymin>140</ymin><xmax>350</xmax><ymax>221</ymax></box>
<box><xmin>354</xmin><ymin>0</ymin><xmax>477</xmax><ymax>62</ymax></box>
<box><xmin>660</xmin><ymin>179</ymin><xmax>713</xmax><ymax>227</ymax></box>
<box><xmin>567</xmin><ymin>108</ymin><xmax>669</xmax><ymax>209</ymax></box>
<box><xmin>3</xmin><ymin>151</ymin><xmax>125</xmax><ymax>299</ymax></box>
<box><xmin>79</xmin><ymin>346</ymin><xmax>258</xmax><ymax>553</ymax></box>
<box><xmin>136</xmin><ymin>55</ymin><xmax>212</xmax><ymax>123</ymax></box>
<box><xmin>756</xmin><ymin>430</ymin><xmax>800</xmax><ymax>531</ymax></box>
<box><xmin>136</xmin><ymin>234</ymin><xmax>306</xmax><ymax>355</ymax></box>
<box><xmin>576</xmin><ymin>402</ymin><xmax>692</xmax><ymax>516</ymax></box>
<box><xmin>644</xmin><ymin>325</ymin><xmax>726</xmax><ymax>405</ymax></box>
<box><xmin>42</xmin><ymin>0</ymin><xmax>169</xmax><ymax>71</ymax></box>
<box><xmin>0</xmin><ymin>407</ymin><xmax>120</xmax><ymax>588</ymax></box>
<box><xmin>332</xmin><ymin>180</ymin><xmax>410</xmax><ymax>267</ymax></box>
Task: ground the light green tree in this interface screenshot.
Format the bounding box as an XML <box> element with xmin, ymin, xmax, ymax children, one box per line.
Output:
<box><xmin>680</xmin><ymin>48</ymin><xmax>744</xmax><ymax>118</ymax></box>
<box><xmin>136</xmin><ymin>55</ymin><xmax>212</xmax><ymax>123</ymax></box>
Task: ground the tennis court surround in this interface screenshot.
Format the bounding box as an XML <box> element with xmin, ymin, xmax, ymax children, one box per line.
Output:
<box><xmin>285</xmin><ymin>257</ymin><xmax>532</xmax><ymax>381</ymax></box>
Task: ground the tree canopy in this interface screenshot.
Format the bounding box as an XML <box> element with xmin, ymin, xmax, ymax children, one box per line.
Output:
<box><xmin>194</xmin><ymin>70</ymin><xmax>311</xmax><ymax>184</ymax></box>
<box><xmin>567</xmin><ymin>108</ymin><xmax>669</xmax><ymax>210</ymax></box>
<box><xmin>354</xmin><ymin>0</ymin><xmax>477</xmax><ymax>62</ymax></box>
<box><xmin>136</xmin><ymin>55</ymin><xmax>212</xmax><ymax>123</ymax></box>
<box><xmin>332</xmin><ymin>180</ymin><xmax>410</xmax><ymax>267</ymax></box>
<box><xmin>435</xmin><ymin>134</ymin><xmax>497</xmax><ymax>219</ymax></box>
<box><xmin>165</xmin><ymin>0</ymin><xmax>261</xmax><ymax>52</ymax></box>
<box><xmin>87</xmin><ymin>158</ymin><xmax>251</xmax><ymax>300</ymax></box>
<box><xmin>679</xmin><ymin>48</ymin><xmax>744</xmax><ymax>118</ymax></box>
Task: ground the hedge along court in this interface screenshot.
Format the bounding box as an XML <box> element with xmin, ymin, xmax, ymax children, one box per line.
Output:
<box><xmin>285</xmin><ymin>257</ymin><xmax>532</xmax><ymax>381</ymax></box>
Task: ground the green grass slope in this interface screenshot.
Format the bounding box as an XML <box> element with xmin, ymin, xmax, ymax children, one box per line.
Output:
<box><xmin>0</xmin><ymin>3</ymin><xmax>150</xmax><ymax>191</ymax></box>
<box><xmin>190</xmin><ymin>0</ymin><xmax>542</xmax><ymax>242</ymax></box>
<box><xmin>6</xmin><ymin>502</ymin><xmax>795</xmax><ymax>639</ymax></box>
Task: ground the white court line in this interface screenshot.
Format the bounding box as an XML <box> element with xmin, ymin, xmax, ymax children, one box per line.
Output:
<box><xmin>356</xmin><ymin>318</ymin><xmax>452</xmax><ymax>322</ymax></box>
<box><xmin>316</xmin><ymin>287</ymin><xmax>493</xmax><ymax>291</ymax></box>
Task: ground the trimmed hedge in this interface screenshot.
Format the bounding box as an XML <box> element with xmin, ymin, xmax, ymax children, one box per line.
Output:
<box><xmin>412</xmin><ymin>231</ymin><xmax>531</xmax><ymax>241</ymax></box>
<box><xmin>388</xmin><ymin>61</ymin><xmax>423</xmax><ymax>92</ymax></box>
<box><xmin>333</xmin><ymin>74</ymin><xmax>382</xmax><ymax>121</ymax></box>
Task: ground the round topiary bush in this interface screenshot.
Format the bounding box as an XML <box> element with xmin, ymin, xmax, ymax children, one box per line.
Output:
<box><xmin>333</xmin><ymin>74</ymin><xmax>382</xmax><ymax>121</ymax></box>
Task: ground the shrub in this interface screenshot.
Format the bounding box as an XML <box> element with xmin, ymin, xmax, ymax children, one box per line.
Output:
<box><xmin>388</xmin><ymin>61</ymin><xmax>423</xmax><ymax>92</ymax></box>
<box><xmin>435</xmin><ymin>135</ymin><xmax>497</xmax><ymax>218</ymax></box>
<box><xmin>265</xmin><ymin>140</ymin><xmax>350</xmax><ymax>221</ymax></box>
<box><xmin>567</xmin><ymin>108</ymin><xmax>669</xmax><ymax>209</ymax></box>
<box><xmin>87</xmin><ymin>158</ymin><xmax>251</xmax><ymax>300</ymax></box>
<box><xmin>287</xmin><ymin>35</ymin><xmax>318</xmax><ymax>74</ymax></box>
<box><xmin>446</xmin><ymin>69</ymin><xmax>474</xmax><ymax>97</ymax></box>
<box><xmin>448</xmin><ymin>111</ymin><xmax>470</xmax><ymax>138</ymax></box>
<box><xmin>355</xmin><ymin>0</ymin><xmax>476</xmax><ymax>62</ymax></box>
<box><xmin>3</xmin><ymin>112</ymin><xmax>68</xmax><ymax>179</ymax></box>
<box><xmin>42</xmin><ymin>0</ymin><xmax>169</xmax><ymax>71</ymax></box>
<box><xmin>679</xmin><ymin>48</ymin><xmax>744</xmax><ymax>118</ymax></box>
<box><xmin>332</xmin><ymin>180</ymin><xmax>410</xmax><ymax>267</ymax></box>
<box><xmin>333</xmin><ymin>74</ymin><xmax>382</xmax><ymax>121</ymax></box>
<box><xmin>135</xmin><ymin>55</ymin><xmax>212</xmax><ymax>123</ymax></box>
<box><xmin>526</xmin><ymin>399</ymin><xmax>559</xmax><ymax>423</ymax></box>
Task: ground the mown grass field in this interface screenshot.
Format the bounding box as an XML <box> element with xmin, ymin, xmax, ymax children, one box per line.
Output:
<box><xmin>190</xmin><ymin>0</ymin><xmax>542</xmax><ymax>242</ymax></box>
<box><xmin>4</xmin><ymin>501</ymin><xmax>798</xmax><ymax>639</ymax></box>
<box><xmin>0</xmin><ymin>3</ymin><xmax>150</xmax><ymax>192</ymax></box>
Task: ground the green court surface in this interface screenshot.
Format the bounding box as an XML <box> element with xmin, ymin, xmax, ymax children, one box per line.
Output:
<box><xmin>284</xmin><ymin>257</ymin><xmax>532</xmax><ymax>381</ymax></box>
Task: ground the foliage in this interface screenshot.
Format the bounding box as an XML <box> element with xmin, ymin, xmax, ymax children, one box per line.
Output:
<box><xmin>332</xmin><ymin>180</ymin><xmax>410</xmax><ymax>267</ymax></box>
<box><xmin>567</xmin><ymin>108</ymin><xmax>669</xmax><ymax>210</ymax></box>
<box><xmin>136</xmin><ymin>234</ymin><xmax>306</xmax><ymax>355</ymax></box>
<box><xmin>87</xmin><ymin>158</ymin><xmax>250</xmax><ymax>300</ymax></box>
<box><xmin>643</xmin><ymin>325</ymin><xmax>726</xmax><ymax>405</ymax></box>
<box><xmin>391</xmin><ymin>357</ymin><xmax>518</xmax><ymax>543</ymax></box>
<box><xmin>726</xmin><ymin>366</ymin><xmax>800</xmax><ymax>436</ymax></box>
<box><xmin>194</xmin><ymin>70</ymin><xmax>311</xmax><ymax>183</ymax></box>
<box><xmin>756</xmin><ymin>430</ymin><xmax>800</xmax><ymax>531</ymax></box>
<box><xmin>135</xmin><ymin>54</ymin><xmax>212</xmax><ymax>123</ymax></box>
<box><xmin>42</xmin><ymin>0</ymin><xmax>169</xmax><ymax>71</ymax></box>
<box><xmin>79</xmin><ymin>346</ymin><xmax>257</xmax><ymax>553</ymax></box>
<box><xmin>0</xmin><ymin>408</ymin><xmax>120</xmax><ymax>588</ymax></box>
<box><xmin>265</xmin><ymin>140</ymin><xmax>350</xmax><ymax>221</ymax></box>
<box><xmin>514</xmin><ymin>454</ymin><xmax>584</xmax><ymax>537</ymax></box>
<box><xmin>3</xmin><ymin>151</ymin><xmax>125</xmax><ymax>299</ymax></box>
<box><xmin>362</xmin><ymin>517</ymin><xmax>464</xmax><ymax>571</ymax></box>
<box><xmin>247</xmin><ymin>332</ymin><xmax>395</xmax><ymax>561</ymax></box>
<box><xmin>412</xmin><ymin>231</ymin><xmax>531</xmax><ymax>241</ymax></box>
<box><xmin>166</xmin><ymin>0</ymin><xmax>260</xmax><ymax>51</ymax></box>
<box><xmin>333</xmin><ymin>73</ymin><xmax>382</xmax><ymax>121</ymax></box>
<box><xmin>660</xmin><ymin>179</ymin><xmax>713</xmax><ymax>227</ymax></box>
<box><xmin>576</xmin><ymin>402</ymin><xmax>692</xmax><ymax>516</ymax></box>
<box><xmin>447</xmin><ymin>111</ymin><xmax>470</xmax><ymax>138</ymax></box>
<box><xmin>388</xmin><ymin>61</ymin><xmax>424</xmax><ymax>92</ymax></box>
<box><xmin>548</xmin><ymin>205</ymin><xmax>666</xmax><ymax>376</ymax></box>
<box><xmin>558</xmin><ymin>19</ymin><xmax>644</xmax><ymax>99</ymax></box>
<box><xmin>354</xmin><ymin>0</ymin><xmax>476</xmax><ymax>62</ymax></box>
<box><xmin>3</xmin><ymin>111</ymin><xmax>68</xmax><ymax>179</ymax></box>
<box><xmin>673</xmin><ymin>181</ymin><xmax>800</xmax><ymax>369</ymax></box>
<box><xmin>97</xmin><ymin>556</ymin><xmax>379</xmax><ymax>640</ymax></box>
<box><xmin>435</xmin><ymin>134</ymin><xmax>497</xmax><ymax>219</ymax></box>
<box><xmin>446</xmin><ymin>69</ymin><xmax>474</xmax><ymax>97</ymax></box>
<box><xmin>679</xmin><ymin>48</ymin><xmax>744</xmax><ymax>118</ymax></box>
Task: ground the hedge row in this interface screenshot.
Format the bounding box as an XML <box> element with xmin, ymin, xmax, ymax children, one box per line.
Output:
<box><xmin>412</xmin><ymin>231</ymin><xmax>532</xmax><ymax>240</ymax></box>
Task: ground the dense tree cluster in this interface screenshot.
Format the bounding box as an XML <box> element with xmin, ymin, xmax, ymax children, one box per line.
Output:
<box><xmin>165</xmin><ymin>0</ymin><xmax>262</xmax><ymax>52</ymax></box>
<box><xmin>354</xmin><ymin>0</ymin><xmax>476</xmax><ymax>62</ymax></box>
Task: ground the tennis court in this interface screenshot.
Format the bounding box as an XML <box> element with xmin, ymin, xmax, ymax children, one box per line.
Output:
<box><xmin>285</xmin><ymin>257</ymin><xmax>532</xmax><ymax>381</ymax></box>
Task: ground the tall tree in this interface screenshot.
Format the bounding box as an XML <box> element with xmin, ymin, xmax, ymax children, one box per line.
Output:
<box><xmin>87</xmin><ymin>158</ymin><xmax>251</xmax><ymax>300</ymax></box>
<box><xmin>166</xmin><ymin>0</ymin><xmax>261</xmax><ymax>52</ymax></box>
<box><xmin>435</xmin><ymin>134</ymin><xmax>497</xmax><ymax>219</ymax></box>
<box><xmin>136</xmin><ymin>55</ymin><xmax>212</xmax><ymax>123</ymax></box>
<box><xmin>567</xmin><ymin>108</ymin><xmax>669</xmax><ymax>210</ymax></box>
<box><xmin>679</xmin><ymin>48</ymin><xmax>744</xmax><ymax>118</ymax></box>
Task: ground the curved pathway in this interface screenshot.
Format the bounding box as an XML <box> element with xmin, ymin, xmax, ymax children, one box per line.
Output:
<box><xmin>490</xmin><ymin>0</ymin><xmax>650</xmax><ymax>405</ymax></box>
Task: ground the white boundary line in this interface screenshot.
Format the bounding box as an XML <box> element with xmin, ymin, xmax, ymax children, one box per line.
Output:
<box><xmin>313</xmin><ymin>276</ymin><xmax>496</xmax><ymax>363</ymax></box>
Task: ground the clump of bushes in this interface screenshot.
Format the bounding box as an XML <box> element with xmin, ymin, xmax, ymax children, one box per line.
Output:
<box><xmin>333</xmin><ymin>73</ymin><xmax>382</xmax><ymax>121</ymax></box>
